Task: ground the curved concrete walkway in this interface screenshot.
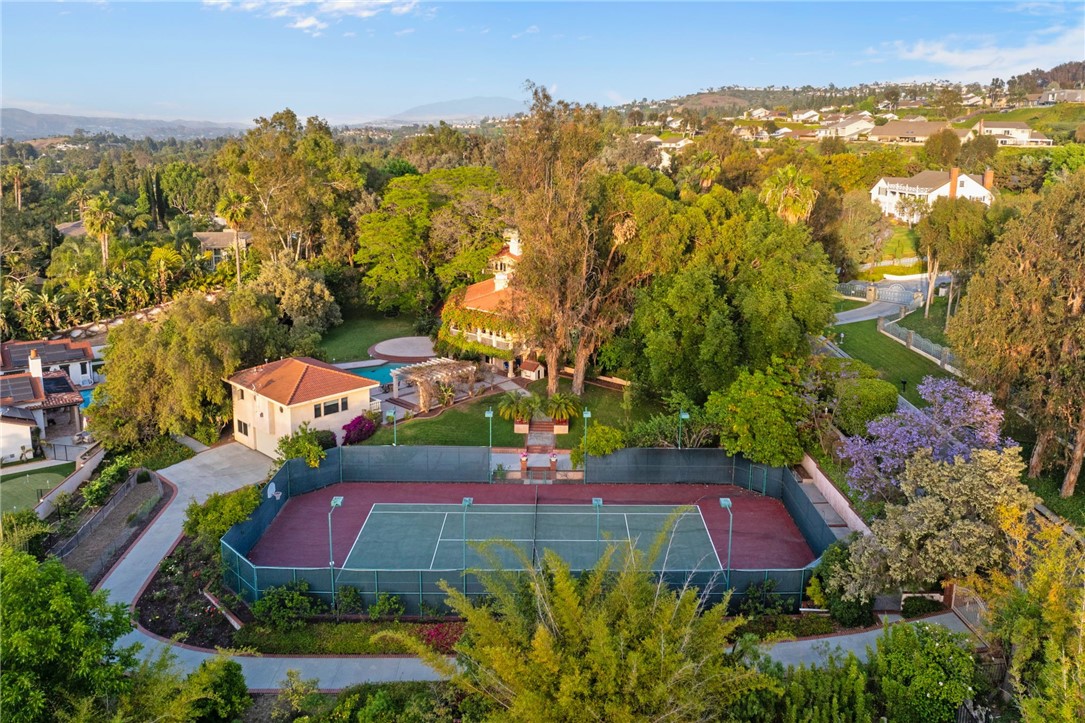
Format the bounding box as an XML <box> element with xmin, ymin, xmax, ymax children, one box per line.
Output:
<box><xmin>95</xmin><ymin>443</ymin><xmax>440</xmax><ymax>691</ymax></box>
<box><xmin>834</xmin><ymin>301</ymin><xmax>904</xmax><ymax>325</ymax></box>
<box><xmin>94</xmin><ymin>442</ymin><xmax>973</xmax><ymax>690</ymax></box>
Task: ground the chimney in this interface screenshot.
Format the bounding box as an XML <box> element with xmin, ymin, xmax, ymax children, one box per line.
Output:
<box><xmin>983</xmin><ymin>168</ymin><xmax>994</xmax><ymax>190</ymax></box>
<box><xmin>28</xmin><ymin>349</ymin><xmax>43</xmax><ymax>380</ymax></box>
<box><xmin>505</xmin><ymin>228</ymin><xmax>522</xmax><ymax>257</ymax></box>
<box><xmin>493</xmin><ymin>271</ymin><xmax>509</xmax><ymax>292</ymax></box>
<box><xmin>949</xmin><ymin>167</ymin><xmax>960</xmax><ymax>199</ymax></box>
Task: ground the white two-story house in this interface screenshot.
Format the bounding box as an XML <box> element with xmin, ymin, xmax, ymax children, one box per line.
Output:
<box><xmin>226</xmin><ymin>357</ymin><xmax>379</xmax><ymax>458</ymax></box>
<box><xmin>870</xmin><ymin>168</ymin><xmax>994</xmax><ymax>223</ymax></box>
<box><xmin>975</xmin><ymin>120</ymin><xmax>1053</xmax><ymax>147</ymax></box>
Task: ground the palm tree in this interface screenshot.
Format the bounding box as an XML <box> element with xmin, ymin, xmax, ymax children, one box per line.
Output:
<box><xmin>216</xmin><ymin>191</ymin><xmax>252</xmax><ymax>287</ymax></box>
<box><xmin>83</xmin><ymin>191</ymin><xmax>120</xmax><ymax>268</ymax></box>
<box><xmin>149</xmin><ymin>246</ymin><xmax>183</xmax><ymax>302</ymax></box>
<box><xmin>544</xmin><ymin>392</ymin><xmax>582</xmax><ymax>422</ymax></box>
<box><xmin>681</xmin><ymin>151</ymin><xmax>722</xmax><ymax>192</ymax></box>
<box><xmin>496</xmin><ymin>391</ymin><xmax>525</xmax><ymax>422</ymax></box>
<box><xmin>758</xmin><ymin>164</ymin><xmax>819</xmax><ymax>225</ymax></box>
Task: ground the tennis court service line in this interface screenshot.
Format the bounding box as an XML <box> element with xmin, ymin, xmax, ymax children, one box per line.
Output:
<box><xmin>698</xmin><ymin>505</ymin><xmax>725</xmax><ymax>570</ymax></box>
<box><xmin>429</xmin><ymin>512</ymin><xmax>449</xmax><ymax>570</ymax></box>
<box><xmin>341</xmin><ymin>504</ymin><xmax>377</xmax><ymax>571</ymax></box>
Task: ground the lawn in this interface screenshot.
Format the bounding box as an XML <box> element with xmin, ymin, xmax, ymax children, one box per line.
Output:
<box><xmin>895</xmin><ymin>296</ymin><xmax>950</xmax><ymax>347</ymax></box>
<box><xmin>833</xmin><ymin>298</ymin><xmax>868</xmax><ymax>313</ymax></box>
<box><xmin>0</xmin><ymin>462</ymin><xmax>75</xmax><ymax>514</ymax></box>
<box><xmin>362</xmin><ymin>377</ymin><xmax>662</xmax><ymax>448</ymax></box>
<box><xmin>318</xmin><ymin>309</ymin><xmax>417</xmax><ymax>362</ymax></box>
<box><xmin>856</xmin><ymin>262</ymin><xmax>925</xmax><ymax>282</ymax></box>
<box><xmin>836</xmin><ymin>319</ymin><xmax>950</xmax><ymax>407</ymax></box>
<box><xmin>880</xmin><ymin>225</ymin><xmax>918</xmax><ymax>263</ymax></box>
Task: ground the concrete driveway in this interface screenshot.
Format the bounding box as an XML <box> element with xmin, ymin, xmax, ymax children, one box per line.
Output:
<box><xmin>834</xmin><ymin>301</ymin><xmax>904</xmax><ymax>325</ymax></box>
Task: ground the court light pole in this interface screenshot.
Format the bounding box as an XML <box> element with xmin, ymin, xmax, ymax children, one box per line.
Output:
<box><xmin>582</xmin><ymin>409</ymin><xmax>591</xmax><ymax>484</ymax></box>
<box><xmin>592</xmin><ymin>498</ymin><xmax>603</xmax><ymax>559</ymax></box>
<box><xmin>485</xmin><ymin>407</ymin><xmax>494</xmax><ymax>483</ymax></box>
<box><xmin>462</xmin><ymin>497</ymin><xmax>473</xmax><ymax>594</ymax></box>
<box><xmin>328</xmin><ymin>496</ymin><xmax>344</xmax><ymax>613</ymax></box>
<box><xmin>678</xmin><ymin>410</ymin><xmax>690</xmax><ymax>450</ymax></box>
<box><xmin>386</xmin><ymin>410</ymin><xmax>397</xmax><ymax>446</ymax></box>
<box><xmin>719</xmin><ymin>498</ymin><xmax>733</xmax><ymax>589</ymax></box>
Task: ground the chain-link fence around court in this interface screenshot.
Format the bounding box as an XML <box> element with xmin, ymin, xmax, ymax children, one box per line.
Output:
<box><xmin>221</xmin><ymin>446</ymin><xmax>836</xmax><ymax>614</ymax></box>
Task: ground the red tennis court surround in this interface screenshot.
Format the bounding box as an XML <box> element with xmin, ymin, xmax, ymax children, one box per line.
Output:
<box><xmin>246</xmin><ymin>482</ymin><xmax>814</xmax><ymax>571</ymax></box>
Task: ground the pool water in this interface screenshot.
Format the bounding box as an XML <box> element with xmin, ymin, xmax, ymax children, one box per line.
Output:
<box><xmin>349</xmin><ymin>363</ymin><xmax>408</xmax><ymax>386</ymax></box>
<box><xmin>79</xmin><ymin>389</ymin><xmax>93</xmax><ymax>410</ymax></box>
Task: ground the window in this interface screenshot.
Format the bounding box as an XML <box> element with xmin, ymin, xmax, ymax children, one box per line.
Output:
<box><xmin>238</xmin><ymin>388</ymin><xmax>244</xmax><ymax>400</ymax></box>
<box><xmin>80</xmin><ymin>362</ymin><xmax>89</xmax><ymax>376</ymax></box>
<box><xmin>314</xmin><ymin>404</ymin><xmax>322</xmax><ymax>418</ymax></box>
<box><xmin>323</xmin><ymin>400</ymin><xmax>339</xmax><ymax>416</ymax></box>
<box><xmin>235</xmin><ymin>420</ymin><xmax>249</xmax><ymax>436</ymax></box>
<box><xmin>341</xmin><ymin>397</ymin><xmax>348</xmax><ymax>411</ymax></box>
<box><xmin>958</xmin><ymin>180</ymin><xmax>965</xmax><ymax>188</ymax></box>
<box><xmin>279</xmin><ymin>406</ymin><xmax>284</xmax><ymax>412</ymax></box>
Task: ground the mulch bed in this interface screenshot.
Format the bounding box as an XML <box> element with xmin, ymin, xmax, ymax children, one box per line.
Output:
<box><xmin>135</xmin><ymin>537</ymin><xmax>251</xmax><ymax>649</ymax></box>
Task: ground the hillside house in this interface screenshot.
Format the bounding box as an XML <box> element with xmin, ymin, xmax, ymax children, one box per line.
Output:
<box><xmin>225</xmin><ymin>357</ymin><xmax>380</xmax><ymax>458</ymax></box>
<box><xmin>0</xmin><ymin>350</ymin><xmax>84</xmax><ymax>461</ymax></box>
<box><xmin>1039</xmin><ymin>88</ymin><xmax>1085</xmax><ymax>104</ymax></box>
<box><xmin>1</xmin><ymin>338</ymin><xmax>99</xmax><ymax>386</ymax></box>
<box><xmin>975</xmin><ymin>120</ymin><xmax>1053</xmax><ymax>147</ymax></box>
<box><xmin>816</xmin><ymin>114</ymin><xmax>875</xmax><ymax>140</ymax></box>
<box><xmin>869</xmin><ymin>120</ymin><xmax>973</xmax><ymax>144</ymax></box>
<box><xmin>792</xmin><ymin>110</ymin><xmax>820</xmax><ymax>123</ymax></box>
<box><xmin>870</xmin><ymin>168</ymin><xmax>994</xmax><ymax>223</ymax></box>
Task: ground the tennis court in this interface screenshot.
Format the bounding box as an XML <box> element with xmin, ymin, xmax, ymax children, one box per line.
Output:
<box><xmin>343</xmin><ymin>501</ymin><xmax>719</xmax><ymax>572</ymax></box>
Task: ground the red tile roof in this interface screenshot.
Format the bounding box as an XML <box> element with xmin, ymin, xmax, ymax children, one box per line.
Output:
<box><xmin>226</xmin><ymin>357</ymin><xmax>377</xmax><ymax>406</ymax></box>
<box><xmin>1</xmin><ymin>338</ymin><xmax>94</xmax><ymax>372</ymax></box>
<box><xmin>461</xmin><ymin>278</ymin><xmax>523</xmax><ymax>314</ymax></box>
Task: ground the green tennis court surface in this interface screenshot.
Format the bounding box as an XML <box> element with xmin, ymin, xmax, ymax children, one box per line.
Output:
<box><xmin>341</xmin><ymin>502</ymin><xmax>722</xmax><ymax>572</ymax></box>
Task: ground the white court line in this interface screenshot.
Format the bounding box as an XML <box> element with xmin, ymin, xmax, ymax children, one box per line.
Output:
<box><xmin>428</xmin><ymin>512</ymin><xmax>449</xmax><ymax>570</ymax></box>
<box><xmin>624</xmin><ymin>513</ymin><xmax>632</xmax><ymax>542</ymax></box>
<box><xmin>340</xmin><ymin>503</ymin><xmax>379</xmax><ymax>570</ymax></box>
<box><xmin>697</xmin><ymin>507</ymin><xmax>724</xmax><ymax>571</ymax></box>
<box><xmin>365</xmin><ymin>509</ymin><xmax>678</xmax><ymax>516</ymax></box>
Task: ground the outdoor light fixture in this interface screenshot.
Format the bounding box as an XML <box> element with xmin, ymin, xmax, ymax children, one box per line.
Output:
<box><xmin>386</xmin><ymin>410</ymin><xmax>397</xmax><ymax>446</ymax></box>
<box><xmin>485</xmin><ymin>407</ymin><xmax>494</xmax><ymax>483</ymax></box>
<box><xmin>462</xmin><ymin>497</ymin><xmax>474</xmax><ymax>593</ymax></box>
<box><xmin>678</xmin><ymin>410</ymin><xmax>690</xmax><ymax>450</ymax></box>
<box><xmin>719</xmin><ymin>497</ymin><xmax>733</xmax><ymax>588</ymax></box>
<box><xmin>328</xmin><ymin>496</ymin><xmax>345</xmax><ymax>612</ymax></box>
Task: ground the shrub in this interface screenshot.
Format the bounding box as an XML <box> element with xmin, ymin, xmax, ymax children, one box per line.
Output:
<box><xmin>82</xmin><ymin>454</ymin><xmax>133</xmax><ymax>506</ymax></box>
<box><xmin>835</xmin><ymin>377</ymin><xmax>899</xmax><ymax>437</ymax></box>
<box><xmin>136</xmin><ymin>470</ymin><xmax>151</xmax><ymax>484</ymax></box>
<box><xmin>128</xmin><ymin>435</ymin><xmax>194</xmax><ymax>470</ymax></box>
<box><xmin>182</xmin><ymin>485</ymin><xmax>261</xmax><ymax>559</ymax></box>
<box><xmin>368</xmin><ymin>592</ymin><xmax>406</xmax><ymax>621</ymax></box>
<box><xmin>868</xmin><ymin>622</ymin><xmax>978</xmax><ymax>723</ymax></box>
<box><xmin>739</xmin><ymin>579</ymin><xmax>789</xmax><ymax>618</ymax></box>
<box><xmin>779</xmin><ymin>652</ymin><xmax>874</xmax><ymax>722</ymax></box>
<box><xmin>336</xmin><ymin>585</ymin><xmax>364</xmax><ymax>615</ymax></box>
<box><xmin>185</xmin><ymin>656</ymin><xmax>251</xmax><ymax>723</ymax></box>
<box><xmin>313</xmin><ymin>429</ymin><xmax>338</xmax><ymax>450</ymax></box>
<box><xmin>901</xmin><ymin>596</ymin><xmax>944</xmax><ymax>618</ymax></box>
<box><xmin>810</xmin><ymin>538</ymin><xmax>875</xmax><ymax>628</ymax></box>
<box><xmin>570</xmin><ymin>424</ymin><xmax>626</xmax><ymax>468</ymax></box>
<box><xmin>343</xmin><ymin>415</ymin><xmax>378</xmax><ymax>445</ymax></box>
<box><xmin>1</xmin><ymin>509</ymin><xmax>51</xmax><ymax>559</ymax></box>
<box><xmin>251</xmin><ymin>581</ymin><xmax>329</xmax><ymax>631</ymax></box>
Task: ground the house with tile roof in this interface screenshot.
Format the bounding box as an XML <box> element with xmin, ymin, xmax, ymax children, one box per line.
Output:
<box><xmin>0</xmin><ymin>350</ymin><xmax>84</xmax><ymax>461</ymax></box>
<box><xmin>1</xmin><ymin>338</ymin><xmax>98</xmax><ymax>386</ymax></box>
<box><xmin>225</xmin><ymin>357</ymin><xmax>380</xmax><ymax>458</ymax></box>
<box><xmin>870</xmin><ymin>167</ymin><xmax>994</xmax><ymax>223</ymax></box>
<box><xmin>975</xmin><ymin>120</ymin><xmax>1053</xmax><ymax>147</ymax></box>
<box><xmin>194</xmin><ymin>231</ymin><xmax>252</xmax><ymax>269</ymax></box>
<box><xmin>438</xmin><ymin>229</ymin><xmax>540</xmax><ymax>380</ymax></box>
<box><xmin>816</xmin><ymin>113</ymin><xmax>875</xmax><ymax>140</ymax></box>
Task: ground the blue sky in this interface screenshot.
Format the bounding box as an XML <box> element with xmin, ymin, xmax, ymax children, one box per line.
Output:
<box><xmin>2</xmin><ymin>1</ymin><xmax>1083</xmax><ymax>123</ymax></box>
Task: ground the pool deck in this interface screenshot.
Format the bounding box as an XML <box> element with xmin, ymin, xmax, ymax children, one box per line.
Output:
<box><xmin>368</xmin><ymin>336</ymin><xmax>436</xmax><ymax>363</ymax></box>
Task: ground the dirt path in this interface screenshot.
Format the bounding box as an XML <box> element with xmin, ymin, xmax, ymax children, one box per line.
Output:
<box><xmin>62</xmin><ymin>480</ymin><xmax>169</xmax><ymax>585</ymax></box>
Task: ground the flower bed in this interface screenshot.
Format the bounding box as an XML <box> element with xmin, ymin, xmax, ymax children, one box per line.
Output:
<box><xmin>234</xmin><ymin>619</ymin><xmax>465</xmax><ymax>655</ymax></box>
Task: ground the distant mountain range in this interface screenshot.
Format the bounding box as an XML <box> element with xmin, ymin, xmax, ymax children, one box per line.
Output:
<box><xmin>0</xmin><ymin>108</ymin><xmax>249</xmax><ymax>141</ymax></box>
<box><xmin>361</xmin><ymin>96</ymin><xmax>527</xmax><ymax>126</ymax></box>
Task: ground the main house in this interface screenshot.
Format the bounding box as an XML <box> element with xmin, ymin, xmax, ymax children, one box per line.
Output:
<box><xmin>226</xmin><ymin>357</ymin><xmax>379</xmax><ymax>458</ymax></box>
<box><xmin>438</xmin><ymin>230</ymin><xmax>544</xmax><ymax>381</ymax></box>
<box><xmin>974</xmin><ymin>120</ymin><xmax>1053</xmax><ymax>147</ymax></box>
<box><xmin>870</xmin><ymin>168</ymin><xmax>994</xmax><ymax>223</ymax></box>
<box><xmin>0</xmin><ymin>349</ymin><xmax>85</xmax><ymax>462</ymax></box>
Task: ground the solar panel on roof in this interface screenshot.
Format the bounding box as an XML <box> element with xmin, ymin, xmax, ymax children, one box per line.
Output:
<box><xmin>42</xmin><ymin>376</ymin><xmax>75</xmax><ymax>394</ymax></box>
<box><xmin>0</xmin><ymin>376</ymin><xmax>36</xmax><ymax>403</ymax></box>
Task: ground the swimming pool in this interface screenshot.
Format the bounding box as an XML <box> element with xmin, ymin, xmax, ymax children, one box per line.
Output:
<box><xmin>79</xmin><ymin>389</ymin><xmax>93</xmax><ymax>410</ymax></box>
<box><xmin>349</xmin><ymin>363</ymin><xmax>408</xmax><ymax>387</ymax></box>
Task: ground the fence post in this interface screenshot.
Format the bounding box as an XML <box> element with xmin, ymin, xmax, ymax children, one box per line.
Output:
<box><xmin>940</xmin><ymin>347</ymin><xmax>949</xmax><ymax>368</ymax></box>
<box><xmin>877</xmin><ymin>316</ymin><xmax>885</xmax><ymax>332</ymax></box>
<box><xmin>906</xmin><ymin>330</ymin><xmax>915</xmax><ymax>348</ymax></box>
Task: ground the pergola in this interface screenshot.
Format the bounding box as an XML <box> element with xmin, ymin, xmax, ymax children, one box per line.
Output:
<box><xmin>390</xmin><ymin>358</ymin><xmax>482</xmax><ymax>412</ymax></box>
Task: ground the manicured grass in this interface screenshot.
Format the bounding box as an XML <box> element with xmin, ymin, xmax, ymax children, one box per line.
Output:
<box><xmin>880</xmin><ymin>225</ymin><xmax>918</xmax><ymax>262</ymax></box>
<box><xmin>836</xmin><ymin>319</ymin><xmax>950</xmax><ymax>407</ymax></box>
<box><xmin>1026</xmin><ymin>475</ymin><xmax>1085</xmax><ymax>529</ymax></box>
<box><xmin>318</xmin><ymin>309</ymin><xmax>417</xmax><ymax>362</ymax></box>
<box><xmin>527</xmin><ymin>377</ymin><xmax>664</xmax><ymax>444</ymax></box>
<box><xmin>855</xmin><ymin>262</ymin><xmax>925</xmax><ymax>281</ymax></box>
<box><xmin>364</xmin><ymin>393</ymin><xmax>525</xmax><ymax>447</ymax></box>
<box><xmin>833</xmin><ymin>298</ymin><xmax>868</xmax><ymax>313</ymax></box>
<box><xmin>0</xmin><ymin>462</ymin><xmax>75</xmax><ymax>513</ymax></box>
<box><xmin>895</xmin><ymin>296</ymin><xmax>950</xmax><ymax>347</ymax></box>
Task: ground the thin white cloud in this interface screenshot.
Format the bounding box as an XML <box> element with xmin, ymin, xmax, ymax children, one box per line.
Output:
<box><xmin>512</xmin><ymin>25</ymin><xmax>539</xmax><ymax>40</ymax></box>
<box><xmin>394</xmin><ymin>27</ymin><xmax>414</xmax><ymax>36</ymax></box>
<box><xmin>882</xmin><ymin>22</ymin><xmax>1085</xmax><ymax>82</ymax></box>
<box><xmin>202</xmin><ymin>0</ymin><xmax>419</xmax><ymax>34</ymax></box>
<box><xmin>605</xmin><ymin>90</ymin><xmax>628</xmax><ymax>104</ymax></box>
<box><xmin>1003</xmin><ymin>2</ymin><xmax>1068</xmax><ymax>15</ymax></box>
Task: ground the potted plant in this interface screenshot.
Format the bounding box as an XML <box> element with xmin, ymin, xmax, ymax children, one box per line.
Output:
<box><xmin>544</xmin><ymin>392</ymin><xmax>581</xmax><ymax>434</ymax></box>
